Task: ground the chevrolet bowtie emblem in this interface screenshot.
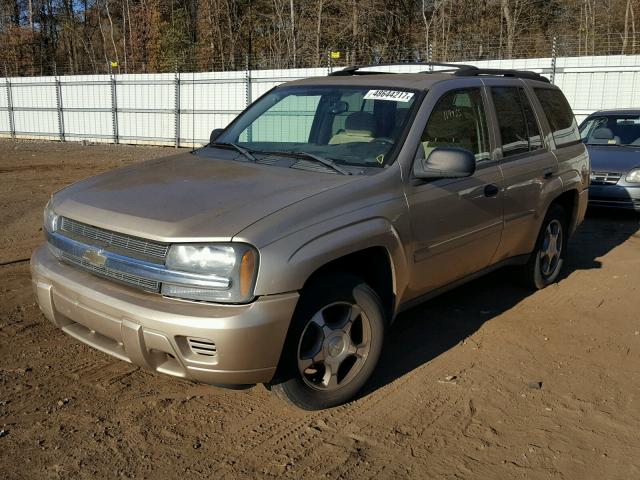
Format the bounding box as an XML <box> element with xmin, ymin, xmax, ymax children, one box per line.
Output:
<box><xmin>82</xmin><ymin>249</ymin><xmax>107</xmax><ymax>267</ymax></box>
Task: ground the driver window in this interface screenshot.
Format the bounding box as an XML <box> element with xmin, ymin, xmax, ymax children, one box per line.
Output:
<box><xmin>420</xmin><ymin>89</ymin><xmax>491</xmax><ymax>163</ymax></box>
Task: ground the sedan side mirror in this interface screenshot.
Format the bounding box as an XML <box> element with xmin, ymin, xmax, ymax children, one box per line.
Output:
<box><xmin>413</xmin><ymin>147</ymin><xmax>476</xmax><ymax>180</ymax></box>
<box><xmin>210</xmin><ymin>128</ymin><xmax>225</xmax><ymax>143</ymax></box>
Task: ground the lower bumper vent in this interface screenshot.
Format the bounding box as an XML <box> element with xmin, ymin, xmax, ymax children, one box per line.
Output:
<box><xmin>187</xmin><ymin>338</ymin><xmax>217</xmax><ymax>357</ymax></box>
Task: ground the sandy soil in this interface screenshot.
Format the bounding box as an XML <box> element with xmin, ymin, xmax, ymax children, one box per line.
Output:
<box><xmin>1</xmin><ymin>139</ymin><xmax>639</xmax><ymax>479</ymax></box>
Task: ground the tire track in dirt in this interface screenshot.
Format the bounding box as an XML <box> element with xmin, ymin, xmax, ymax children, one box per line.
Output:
<box><xmin>239</xmin><ymin>359</ymin><xmax>458</xmax><ymax>477</ymax></box>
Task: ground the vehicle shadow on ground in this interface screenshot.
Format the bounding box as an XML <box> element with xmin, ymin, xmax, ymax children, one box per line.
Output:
<box><xmin>360</xmin><ymin>209</ymin><xmax>640</xmax><ymax>397</ymax></box>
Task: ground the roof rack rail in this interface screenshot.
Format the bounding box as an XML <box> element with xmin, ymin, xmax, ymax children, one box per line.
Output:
<box><xmin>453</xmin><ymin>68</ymin><xmax>550</xmax><ymax>83</ymax></box>
<box><xmin>328</xmin><ymin>62</ymin><xmax>477</xmax><ymax>76</ymax></box>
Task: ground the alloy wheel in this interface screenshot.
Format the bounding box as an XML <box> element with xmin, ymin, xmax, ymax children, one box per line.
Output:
<box><xmin>297</xmin><ymin>301</ymin><xmax>372</xmax><ymax>391</ymax></box>
<box><xmin>539</xmin><ymin>219</ymin><xmax>563</xmax><ymax>277</ymax></box>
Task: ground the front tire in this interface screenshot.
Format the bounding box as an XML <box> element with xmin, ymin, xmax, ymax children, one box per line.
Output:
<box><xmin>270</xmin><ymin>274</ymin><xmax>386</xmax><ymax>410</ymax></box>
<box><xmin>522</xmin><ymin>204</ymin><xmax>567</xmax><ymax>289</ymax></box>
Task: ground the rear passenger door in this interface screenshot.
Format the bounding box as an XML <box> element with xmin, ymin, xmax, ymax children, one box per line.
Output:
<box><xmin>404</xmin><ymin>85</ymin><xmax>504</xmax><ymax>299</ymax></box>
<box><xmin>484</xmin><ymin>81</ymin><xmax>560</xmax><ymax>262</ymax></box>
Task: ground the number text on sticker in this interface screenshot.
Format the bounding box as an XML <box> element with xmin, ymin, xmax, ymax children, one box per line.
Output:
<box><xmin>364</xmin><ymin>90</ymin><xmax>414</xmax><ymax>103</ymax></box>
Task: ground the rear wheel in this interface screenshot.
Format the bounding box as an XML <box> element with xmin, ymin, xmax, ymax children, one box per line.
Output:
<box><xmin>522</xmin><ymin>204</ymin><xmax>567</xmax><ymax>289</ymax></box>
<box><xmin>270</xmin><ymin>275</ymin><xmax>385</xmax><ymax>410</ymax></box>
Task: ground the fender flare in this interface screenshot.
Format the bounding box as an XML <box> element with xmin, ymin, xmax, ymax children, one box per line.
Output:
<box><xmin>253</xmin><ymin>217</ymin><xmax>409</xmax><ymax>306</ymax></box>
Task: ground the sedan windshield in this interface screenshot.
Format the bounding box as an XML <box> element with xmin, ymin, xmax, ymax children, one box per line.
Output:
<box><xmin>580</xmin><ymin>115</ymin><xmax>640</xmax><ymax>146</ymax></box>
<box><xmin>213</xmin><ymin>85</ymin><xmax>419</xmax><ymax>168</ymax></box>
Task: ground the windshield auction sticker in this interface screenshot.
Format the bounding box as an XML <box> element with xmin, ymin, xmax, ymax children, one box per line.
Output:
<box><xmin>364</xmin><ymin>90</ymin><xmax>414</xmax><ymax>102</ymax></box>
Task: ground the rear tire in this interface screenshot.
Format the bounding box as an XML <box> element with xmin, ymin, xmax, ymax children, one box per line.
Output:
<box><xmin>521</xmin><ymin>204</ymin><xmax>567</xmax><ymax>289</ymax></box>
<box><xmin>270</xmin><ymin>274</ymin><xmax>386</xmax><ymax>410</ymax></box>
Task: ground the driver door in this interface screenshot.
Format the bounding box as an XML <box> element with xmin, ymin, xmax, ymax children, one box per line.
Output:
<box><xmin>404</xmin><ymin>86</ymin><xmax>504</xmax><ymax>299</ymax></box>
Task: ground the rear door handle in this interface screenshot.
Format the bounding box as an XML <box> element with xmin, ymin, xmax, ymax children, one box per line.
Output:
<box><xmin>484</xmin><ymin>184</ymin><xmax>499</xmax><ymax>197</ymax></box>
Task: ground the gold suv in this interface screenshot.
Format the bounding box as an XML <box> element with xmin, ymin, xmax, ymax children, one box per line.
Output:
<box><xmin>32</xmin><ymin>65</ymin><xmax>590</xmax><ymax>409</ymax></box>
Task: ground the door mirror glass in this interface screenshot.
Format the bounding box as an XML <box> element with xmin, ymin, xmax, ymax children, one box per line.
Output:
<box><xmin>210</xmin><ymin>128</ymin><xmax>225</xmax><ymax>143</ymax></box>
<box><xmin>413</xmin><ymin>147</ymin><xmax>476</xmax><ymax>179</ymax></box>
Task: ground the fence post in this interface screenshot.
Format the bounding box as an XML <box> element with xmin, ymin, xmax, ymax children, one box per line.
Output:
<box><xmin>245</xmin><ymin>55</ymin><xmax>252</xmax><ymax>143</ymax></box>
<box><xmin>54</xmin><ymin>64</ymin><xmax>65</xmax><ymax>142</ymax></box>
<box><xmin>327</xmin><ymin>50</ymin><xmax>332</xmax><ymax>75</ymax></box>
<box><xmin>4</xmin><ymin>65</ymin><xmax>15</xmax><ymax>140</ymax></box>
<box><xmin>174</xmin><ymin>66</ymin><xmax>180</xmax><ymax>148</ymax></box>
<box><xmin>428</xmin><ymin>43</ymin><xmax>434</xmax><ymax>71</ymax></box>
<box><xmin>110</xmin><ymin>70</ymin><xmax>119</xmax><ymax>144</ymax></box>
<box><xmin>550</xmin><ymin>36</ymin><xmax>557</xmax><ymax>85</ymax></box>
<box><xmin>245</xmin><ymin>54</ymin><xmax>252</xmax><ymax>108</ymax></box>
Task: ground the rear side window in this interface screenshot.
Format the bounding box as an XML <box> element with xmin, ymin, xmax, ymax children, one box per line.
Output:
<box><xmin>491</xmin><ymin>87</ymin><xmax>543</xmax><ymax>157</ymax></box>
<box><xmin>534</xmin><ymin>88</ymin><xmax>581</xmax><ymax>147</ymax></box>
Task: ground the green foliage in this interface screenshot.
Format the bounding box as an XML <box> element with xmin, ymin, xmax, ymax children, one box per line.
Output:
<box><xmin>157</xmin><ymin>6</ymin><xmax>195</xmax><ymax>71</ymax></box>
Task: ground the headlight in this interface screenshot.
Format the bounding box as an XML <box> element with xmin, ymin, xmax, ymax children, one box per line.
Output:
<box><xmin>162</xmin><ymin>243</ymin><xmax>258</xmax><ymax>303</ymax></box>
<box><xmin>625</xmin><ymin>168</ymin><xmax>640</xmax><ymax>183</ymax></box>
<box><xmin>43</xmin><ymin>200</ymin><xmax>59</xmax><ymax>233</ymax></box>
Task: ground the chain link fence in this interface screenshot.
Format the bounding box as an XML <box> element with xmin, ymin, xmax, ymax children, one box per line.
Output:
<box><xmin>3</xmin><ymin>33</ymin><xmax>640</xmax><ymax>77</ymax></box>
<box><xmin>1</xmin><ymin>46</ymin><xmax>640</xmax><ymax>147</ymax></box>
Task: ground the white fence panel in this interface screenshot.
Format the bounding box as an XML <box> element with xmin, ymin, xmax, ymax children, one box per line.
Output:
<box><xmin>115</xmin><ymin>73</ymin><xmax>174</xmax><ymax>144</ymax></box>
<box><xmin>10</xmin><ymin>77</ymin><xmax>59</xmax><ymax>138</ymax></box>
<box><xmin>250</xmin><ymin>67</ymin><xmax>326</xmax><ymax>100</ymax></box>
<box><xmin>0</xmin><ymin>83</ymin><xmax>7</xmax><ymax>108</ymax></box>
<box><xmin>178</xmin><ymin>71</ymin><xmax>246</xmax><ymax>145</ymax></box>
<box><xmin>60</xmin><ymin>74</ymin><xmax>113</xmax><ymax>142</ymax></box>
<box><xmin>1</xmin><ymin>55</ymin><xmax>639</xmax><ymax>145</ymax></box>
<box><xmin>0</xmin><ymin>83</ymin><xmax>8</xmax><ymax>133</ymax></box>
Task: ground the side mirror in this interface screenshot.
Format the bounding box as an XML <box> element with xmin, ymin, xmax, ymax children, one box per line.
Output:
<box><xmin>413</xmin><ymin>147</ymin><xmax>476</xmax><ymax>180</ymax></box>
<box><xmin>209</xmin><ymin>128</ymin><xmax>225</xmax><ymax>143</ymax></box>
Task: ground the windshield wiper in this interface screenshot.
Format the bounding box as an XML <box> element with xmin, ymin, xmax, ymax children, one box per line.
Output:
<box><xmin>209</xmin><ymin>142</ymin><xmax>257</xmax><ymax>162</ymax></box>
<box><xmin>265</xmin><ymin>150</ymin><xmax>350</xmax><ymax>175</ymax></box>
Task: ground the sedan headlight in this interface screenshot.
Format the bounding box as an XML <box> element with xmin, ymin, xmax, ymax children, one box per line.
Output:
<box><xmin>43</xmin><ymin>200</ymin><xmax>59</xmax><ymax>233</ymax></box>
<box><xmin>162</xmin><ymin>243</ymin><xmax>258</xmax><ymax>303</ymax></box>
<box><xmin>626</xmin><ymin>168</ymin><xmax>640</xmax><ymax>183</ymax></box>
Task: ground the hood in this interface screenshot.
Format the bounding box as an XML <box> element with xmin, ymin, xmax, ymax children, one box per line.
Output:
<box><xmin>586</xmin><ymin>144</ymin><xmax>640</xmax><ymax>173</ymax></box>
<box><xmin>52</xmin><ymin>152</ymin><xmax>357</xmax><ymax>242</ymax></box>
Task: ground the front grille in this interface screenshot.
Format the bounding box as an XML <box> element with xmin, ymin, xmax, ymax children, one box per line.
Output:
<box><xmin>187</xmin><ymin>338</ymin><xmax>217</xmax><ymax>357</ymax></box>
<box><xmin>590</xmin><ymin>171</ymin><xmax>622</xmax><ymax>185</ymax></box>
<box><xmin>60</xmin><ymin>217</ymin><xmax>169</xmax><ymax>262</ymax></box>
<box><xmin>60</xmin><ymin>250</ymin><xmax>160</xmax><ymax>292</ymax></box>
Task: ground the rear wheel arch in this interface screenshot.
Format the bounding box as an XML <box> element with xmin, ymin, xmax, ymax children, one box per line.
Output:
<box><xmin>550</xmin><ymin>188</ymin><xmax>580</xmax><ymax>235</ymax></box>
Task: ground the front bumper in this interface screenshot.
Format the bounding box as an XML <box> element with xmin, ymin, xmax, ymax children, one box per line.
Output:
<box><xmin>589</xmin><ymin>184</ymin><xmax>640</xmax><ymax>211</ymax></box>
<box><xmin>30</xmin><ymin>245</ymin><xmax>298</xmax><ymax>385</ymax></box>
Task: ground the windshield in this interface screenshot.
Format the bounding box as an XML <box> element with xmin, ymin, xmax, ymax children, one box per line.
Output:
<box><xmin>580</xmin><ymin>115</ymin><xmax>640</xmax><ymax>146</ymax></box>
<box><xmin>213</xmin><ymin>85</ymin><xmax>419</xmax><ymax>168</ymax></box>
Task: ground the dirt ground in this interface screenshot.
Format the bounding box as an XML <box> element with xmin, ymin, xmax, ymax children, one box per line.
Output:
<box><xmin>1</xmin><ymin>139</ymin><xmax>639</xmax><ymax>479</ymax></box>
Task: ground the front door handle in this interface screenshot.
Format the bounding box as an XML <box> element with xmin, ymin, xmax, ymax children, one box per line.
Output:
<box><xmin>484</xmin><ymin>184</ymin><xmax>499</xmax><ymax>197</ymax></box>
<box><xmin>543</xmin><ymin>168</ymin><xmax>554</xmax><ymax>179</ymax></box>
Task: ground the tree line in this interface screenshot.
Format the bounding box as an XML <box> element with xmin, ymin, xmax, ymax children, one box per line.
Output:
<box><xmin>0</xmin><ymin>0</ymin><xmax>638</xmax><ymax>76</ymax></box>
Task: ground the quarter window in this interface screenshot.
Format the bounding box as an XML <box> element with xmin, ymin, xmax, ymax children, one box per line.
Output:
<box><xmin>491</xmin><ymin>87</ymin><xmax>543</xmax><ymax>157</ymax></box>
<box><xmin>535</xmin><ymin>88</ymin><xmax>581</xmax><ymax>147</ymax></box>
<box><xmin>420</xmin><ymin>88</ymin><xmax>491</xmax><ymax>163</ymax></box>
